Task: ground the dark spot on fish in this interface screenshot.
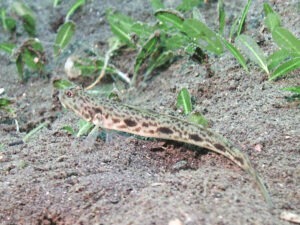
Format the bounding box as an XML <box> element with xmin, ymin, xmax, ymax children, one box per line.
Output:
<box><xmin>214</xmin><ymin>143</ymin><xmax>227</xmax><ymax>152</ymax></box>
<box><xmin>134</xmin><ymin>127</ymin><xmax>141</xmax><ymax>132</ymax></box>
<box><xmin>82</xmin><ymin>97</ymin><xmax>90</xmax><ymax>104</ymax></box>
<box><xmin>124</xmin><ymin>119</ymin><xmax>137</xmax><ymax>127</ymax></box>
<box><xmin>118</xmin><ymin>124</ymin><xmax>127</xmax><ymax>129</ymax></box>
<box><xmin>87</xmin><ymin>109</ymin><xmax>94</xmax><ymax>117</ymax></box>
<box><xmin>112</xmin><ymin>118</ymin><xmax>120</xmax><ymax>123</ymax></box>
<box><xmin>173</xmin><ymin>128</ymin><xmax>181</xmax><ymax>134</ymax></box>
<box><xmin>149</xmin><ymin>122</ymin><xmax>157</xmax><ymax>126</ymax></box>
<box><xmin>148</xmin><ymin>130</ymin><xmax>155</xmax><ymax>134</ymax></box>
<box><xmin>142</xmin><ymin>122</ymin><xmax>149</xmax><ymax>127</ymax></box>
<box><xmin>105</xmin><ymin>114</ymin><xmax>109</xmax><ymax>119</ymax></box>
<box><xmin>189</xmin><ymin>134</ymin><xmax>203</xmax><ymax>142</ymax></box>
<box><xmin>83</xmin><ymin>112</ymin><xmax>90</xmax><ymax>120</ymax></box>
<box><xmin>114</xmin><ymin>113</ymin><xmax>121</xmax><ymax>118</ymax></box>
<box><xmin>157</xmin><ymin>127</ymin><xmax>173</xmax><ymax>134</ymax></box>
<box><xmin>94</xmin><ymin>107</ymin><xmax>102</xmax><ymax>115</ymax></box>
<box><xmin>78</xmin><ymin>96</ymin><xmax>85</xmax><ymax>102</ymax></box>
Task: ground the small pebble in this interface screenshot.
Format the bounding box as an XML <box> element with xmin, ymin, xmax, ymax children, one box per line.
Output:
<box><xmin>168</xmin><ymin>218</ymin><xmax>183</xmax><ymax>225</ymax></box>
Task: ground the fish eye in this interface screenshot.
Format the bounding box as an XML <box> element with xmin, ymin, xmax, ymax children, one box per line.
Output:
<box><xmin>65</xmin><ymin>90</ymin><xmax>74</xmax><ymax>98</ymax></box>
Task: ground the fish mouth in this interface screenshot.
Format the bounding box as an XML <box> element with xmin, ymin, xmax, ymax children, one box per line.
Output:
<box><xmin>60</xmin><ymin>100</ymin><xmax>67</xmax><ymax>109</ymax></box>
<box><xmin>59</xmin><ymin>97</ymin><xmax>84</xmax><ymax>119</ymax></box>
<box><xmin>58</xmin><ymin>91</ymin><xmax>67</xmax><ymax>109</ymax></box>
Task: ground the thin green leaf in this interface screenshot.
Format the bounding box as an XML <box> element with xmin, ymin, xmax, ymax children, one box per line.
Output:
<box><xmin>269</xmin><ymin>57</ymin><xmax>300</xmax><ymax>81</ymax></box>
<box><xmin>130</xmin><ymin>22</ymin><xmax>154</xmax><ymax>39</ymax></box>
<box><xmin>65</xmin><ymin>0</ymin><xmax>85</xmax><ymax>21</ymax></box>
<box><xmin>22</xmin><ymin>49</ymin><xmax>40</xmax><ymax>70</ymax></box>
<box><xmin>23</xmin><ymin>122</ymin><xmax>48</xmax><ymax>143</ymax></box>
<box><xmin>77</xmin><ymin>120</ymin><xmax>94</xmax><ymax>137</ymax></box>
<box><xmin>176</xmin><ymin>0</ymin><xmax>203</xmax><ymax>12</ymax></box>
<box><xmin>281</xmin><ymin>86</ymin><xmax>300</xmax><ymax>94</ymax></box>
<box><xmin>0</xmin><ymin>97</ymin><xmax>15</xmax><ymax>115</ymax></box>
<box><xmin>236</xmin><ymin>0</ymin><xmax>252</xmax><ymax>36</ymax></box>
<box><xmin>106</xmin><ymin>11</ymin><xmax>135</xmax><ymax>46</ymax></box>
<box><xmin>282</xmin><ymin>86</ymin><xmax>300</xmax><ymax>103</ymax></box>
<box><xmin>53</xmin><ymin>0</ymin><xmax>61</xmax><ymax>7</ymax></box>
<box><xmin>182</xmin><ymin>19</ymin><xmax>223</xmax><ymax>55</ymax></box>
<box><xmin>272</xmin><ymin>27</ymin><xmax>300</xmax><ymax>54</ymax></box>
<box><xmin>229</xmin><ymin>17</ymin><xmax>239</xmax><ymax>42</ymax></box>
<box><xmin>22</xmin><ymin>14</ymin><xmax>36</xmax><ymax>36</ymax></box>
<box><xmin>151</xmin><ymin>0</ymin><xmax>164</xmax><ymax>11</ymax></box>
<box><xmin>15</xmin><ymin>39</ymin><xmax>45</xmax><ymax>73</ymax></box>
<box><xmin>12</xmin><ymin>2</ymin><xmax>36</xmax><ymax>36</ymax></box>
<box><xmin>144</xmin><ymin>51</ymin><xmax>174</xmax><ymax>78</ymax></box>
<box><xmin>0</xmin><ymin>8</ymin><xmax>6</xmax><ymax>29</ymax></box>
<box><xmin>1</xmin><ymin>9</ymin><xmax>16</xmax><ymax>32</ymax></box>
<box><xmin>177</xmin><ymin>88</ymin><xmax>192</xmax><ymax>115</ymax></box>
<box><xmin>109</xmin><ymin>23</ymin><xmax>132</xmax><ymax>45</ymax></box>
<box><xmin>218</xmin><ymin>0</ymin><xmax>225</xmax><ymax>34</ymax></box>
<box><xmin>163</xmin><ymin>33</ymin><xmax>190</xmax><ymax>51</ymax></box>
<box><xmin>12</xmin><ymin>2</ymin><xmax>35</xmax><ymax>18</ymax></box>
<box><xmin>187</xmin><ymin>112</ymin><xmax>208</xmax><ymax>127</ymax></box>
<box><xmin>222</xmin><ymin>38</ymin><xmax>248</xmax><ymax>72</ymax></box>
<box><xmin>229</xmin><ymin>0</ymin><xmax>252</xmax><ymax>40</ymax></box>
<box><xmin>264</xmin><ymin>13</ymin><xmax>281</xmax><ymax>32</ymax></box>
<box><xmin>54</xmin><ymin>21</ymin><xmax>76</xmax><ymax>56</ymax></box>
<box><xmin>61</xmin><ymin>126</ymin><xmax>75</xmax><ymax>135</ymax></box>
<box><xmin>53</xmin><ymin>79</ymin><xmax>73</xmax><ymax>89</ymax></box>
<box><xmin>236</xmin><ymin>34</ymin><xmax>269</xmax><ymax>74</ymax></box>
<box><xmin>107</xmin><ymin>36</ymin><xmax>123</xmax><ymax>52</ymax></box>
<box><xmin>267</xmin><ymin>49</ymin><xmax>290</xmax><ymax>71</ymax></box>
<box><xmin>107</xmin><ymin>11</ymin><xmax>134</xmax><ymax>31</ymax></box>
<box><xmin>0</xmin><ymin>43</ymin><xmax>16</xmax><ymax>54</ymax></box>
<box><xmin>4</xmin><ymin>17</ymin><xmax>17</xmax><ymax>32</ymax></box>
<box><xmin>263</xmin><ymin>3</ymin><xmax>275</xmax><ymax>16</ymax></box>
<box><xmin>74</xmin><ymin>58</ymin><xmax>116</xmax><ymax>76</ymax></box>
<box><xmin>0</xmin><ymin>98</ymin><xmax>14</xmax><ymax>107</ymax></box>
<box><xmin>134</xmin><ymin>32</ymin><xmax>160</xmax><ymax>75</ymax></box>
<box><xmin>154</xmin><ymin>9</ymin><xmax>184</xmax><ymax>29</ymax></box>
<box><xmin>27</xmin><ymin>38</ymin><xmax>44</xmax><ymax>51</ymax></box>
<box><xmin>16</xmin><ymin>54</ymin><xmax>24</xmax><ymax>80</ymax></box>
